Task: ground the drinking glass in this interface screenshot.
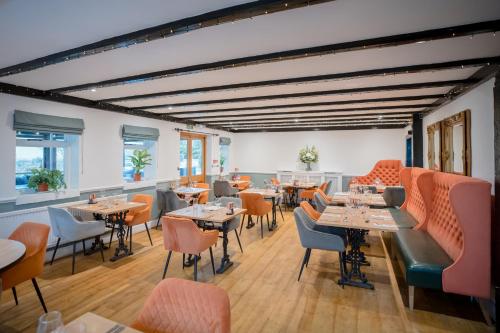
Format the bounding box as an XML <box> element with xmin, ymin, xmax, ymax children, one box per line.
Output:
<box><xmin>214</xmin><ymin>198</ymin><xmax>222</xmax><ymax>208</ymax></box>
<box><xmin>36</xmin><ymin>311</ymin><xmax>64</xmax><ymax>333</ymax></box>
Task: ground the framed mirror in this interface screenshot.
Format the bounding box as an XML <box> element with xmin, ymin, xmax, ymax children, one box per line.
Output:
<box><xmin>442</xmin><ymin>109</ymin><xmax>471</xmax><ymax>176</ymax></box>
<box><xmin>427</xmin><ymin>122</ymin><xmax>442</xmax><ymax>171</ymax></box>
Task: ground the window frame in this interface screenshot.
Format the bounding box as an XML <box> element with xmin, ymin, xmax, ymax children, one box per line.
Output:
<box><xmin>122</xmin><ymin>138</ymin><xmax>157</xmax><ymax>183</ymax></box>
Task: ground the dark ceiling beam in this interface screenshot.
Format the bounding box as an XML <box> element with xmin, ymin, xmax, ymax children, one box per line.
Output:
<box><xmin>0</xmin><ymin>0</ymin><xmax>332</xmax><ymax>77</ymax></box>
<box><xmin>221</xmin><ymin>119</ymin><xmax>411</xmax><ymax>129</ymax></box>
<box><xmin>160</xmin><ymin>94</ymin><xmax>442</xmax><ymax>115</ymax></box>
<box><xmin>214</xmin><ymin>115</ymin><xmax>412</xmax><ymax>126</ymax></box>
<box><xmin>233</xmin><ymin>124</ymin><xmax>406</xmax><ymax>132</ymax></box>
<box><xmin>51</xmin><ymin>20</ymin><xmax>500</xmax><ymax>94</ymax></box>
<box><xmin>0</xmin><ymin>82</ymin><xmax>228</xmax><ymax>132</ymax></box>
<box><xmin>102</xmin><ymin>57</ymin><xmax>499</xmax><ymax>104</ymax></box>
<box><xmin>127</xmin><ymin>79</ymin><xmax>475</xmax><ymax>107</ymax></box>
<box><xmin>184</xmin><ymin>104</ymin><xmax>431</xmax><ymax>120</ymax></box>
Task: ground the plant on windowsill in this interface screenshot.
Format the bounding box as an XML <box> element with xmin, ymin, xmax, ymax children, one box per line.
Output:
<box><xmin>130</xmin><ymin>149</ymin><xmax>152</xmax><ymax>182</ymax></box>
<box><xmin>27</xmin><ymin>168</ymin><xmax>66</xmax><ymax>192</ymax></box>
<box><xmin>298</xmin><ymin>145</ymin><xmax>319</xmax><ymax>171</ymax></box>
<box><xmin>220</xmin><ymin>156</ymin><xmax>225</xmax><ymax>175</ymax></box>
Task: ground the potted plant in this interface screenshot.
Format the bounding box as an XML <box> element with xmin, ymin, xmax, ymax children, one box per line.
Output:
<box><xmin>220</xmin><ymin>156</ymin><xmax>225</xmax><ymax>175</ymax></box>
<box><xmin>298</xmin><ymin>145</ymin><xmax>319</xmax><ymax>171</ymax></box>
<box><xmin>27</xmin><ymin>168</ymin><xmax>66</xmax><ymax>192</ymax></box>
<box><xmin>130</xmin><ymin>149</ymin><xmax>152</xmax><ymax>181</ymax></box>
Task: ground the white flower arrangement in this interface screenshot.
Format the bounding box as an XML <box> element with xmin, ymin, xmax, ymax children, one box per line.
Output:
<box><xmin>298</xmin><ymin>145</ymin><xmax>319</xmax><ymax>163</ymax></box>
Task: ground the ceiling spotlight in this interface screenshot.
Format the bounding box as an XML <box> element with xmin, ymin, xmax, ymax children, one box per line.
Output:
<box><xmin>378</xmin><ymin>115</ymin><xmax>383</xmax><ymax>120</ymax></box>
<box><xmin>294</xmin><ymin>119</ymin><xmax>299</xmax><ymax>122</ymax></box>
<box><xmin>168</xmin><ymin>106</ymin><xmax>173</xmax><ymax>110</ymax></box>
<box><xmin>90</xmin><ymin>88</ymin><xmax>96</xmax><ymax>92</ymax></box>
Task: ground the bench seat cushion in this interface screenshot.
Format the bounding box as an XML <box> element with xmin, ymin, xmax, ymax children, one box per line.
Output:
<box><xmin>388</xmin><ymin>208</ymin><xmax>418</xmax><ymax>229</ymax></box>
<box><xmin>395</xmin><ymin>229</ymin><xmax>453</xmax><ymax>290</ymax></box>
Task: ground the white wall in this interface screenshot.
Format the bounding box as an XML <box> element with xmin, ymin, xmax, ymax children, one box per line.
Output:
<box><xmin>423</xmin><ymin>78</ymin><xmax>495</xmax><ymax>190</ymax></box>
<box><xmin>0</xmin><ymin>93</ymin><xmax>233</xmax><ymax>201</ymax></box>
<box><xmin>232</xmin><ymin>128</ymin><xmax>407</xmax><ymax>175</ymax></box>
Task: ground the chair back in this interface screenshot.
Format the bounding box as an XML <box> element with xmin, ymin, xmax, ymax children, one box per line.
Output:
<box><xmin>400</xmin><ymin>167</ymin><xmax>434</xmax><ymax>227</ymax></box>
<box><xmin>219</xmin><ymin>197</ymin><xmax>242</xmax><ymax>228</ymax></box>
<box><xmin>129</xmin><ymin>194</ymin><xmax>154</xmax><ymax>224</ymax></box>
<box><xmin>132</xmin><ymin>278</ymin><xmax>231</xmax><ymax>333</ymax></box>
<box><xmin>313</xmin><ymin>192</ymin><xmax>327</xmax><ymax>213</ymax></box>
<box><xmin>194</xmin><ymin>183</ymin><xmax>210</xmax><ymax>204</ymax></box>
<box><xmin>239</xmin><ymin>192</ymin><xmax>268</xmax><ymax>216</ymax></box>
<box><xmin>300</xmin><ymin>201</ymin><xmax>321</xmax><ymax>221</ymax></box>
<box><xmin>156</xmin><ymin>189</ymin><xmax>166</xmax><ymax>211</ymax></box>
<box><xmin>270</xmin><ymin>178</ymin><xmax>280</xmax><ymax>185</ymax></box>
<box><xmin>324</xmin><ymin>181</ymin><xmax>333</xmax><ymax>195</ymax></box>
<box><xmin>161</xmin><ymin>216</ymin><xmax>205</xmax><ymax>254</ymax></box>
<box><xmin>47</xmin><ymin>207</ymin><xmax>80</xmax><ymax>240</ymax></box>
<box><xmin>239</xmin><ymin>175</ymin><xmax>251</xmax><ymax>181</ymax></box>
<box><xmin>164</xmin><ymin>190</ymin><xmax>188</xmax><ymax>212</ymax></box>
<box><xmin>213</xmin><ymin>180</ymin><xmax>232</xmax><ymax>197</ymax></box>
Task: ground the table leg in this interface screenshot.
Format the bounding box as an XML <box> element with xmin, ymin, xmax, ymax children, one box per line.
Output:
<box><xmin>269</xmin><ymin>197</ymin><xmax>277</xmax><ymax>230</ymax></box>
<box><xmin>110</xmin><ymin>211</ymin><xmax>131</xmax><ymax>261</ymax></box>
<box><xmin>85</xmin><ymin>236</ymin><xmax>108</xmax><ymax>255</ymax></box>
<box><xmin>216</xmin><ymin>222</ymin><xmax>233</xmax><ymax>274</ymax></box>
<box><xmin>338</xmin><ymin>229</ymin><xmax>374</xmax><ymax>289</ymax></box>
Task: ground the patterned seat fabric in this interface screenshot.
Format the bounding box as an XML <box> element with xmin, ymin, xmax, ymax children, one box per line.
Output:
<box><xmin>353</xmin><ymin>160</ymin><xmax>403</xmax><ymax>186</ymax></box>
<box><xmin>132</xmin><ymin>278</ymin><xmax>230</xmax><ymax>333</ymax></box>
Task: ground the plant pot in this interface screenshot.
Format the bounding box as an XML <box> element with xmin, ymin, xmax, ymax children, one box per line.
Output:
<box><xmin>133</xmin><ymin>173</ymin><xmax>142</xmax><ymax>182</ymax></box>
<box><xmin>37</xmin><ymin>183</ymin><xmax>49</xmax><ymax>192</ymax></box>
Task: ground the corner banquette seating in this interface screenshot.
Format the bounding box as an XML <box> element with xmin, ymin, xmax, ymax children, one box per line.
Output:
<box><xmin>392</xmin><ymin>167</ymin><xmax>491</xmax><ymax>313</ymax></box>
<box><xmin>352</xmin><ymin>160</ymin><xmax>403</xmax><ymax>187</ymax></box>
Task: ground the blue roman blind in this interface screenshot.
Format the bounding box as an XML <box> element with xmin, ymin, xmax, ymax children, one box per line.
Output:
<box><xmin>13</xmin><ymin>110</ymin><xmax>84</xmax><ymax>135</ymax></box>
<box><xmin>122</xmin><ymin>125</ymin><xmax>159</xmax><ymax>141</ymax></box>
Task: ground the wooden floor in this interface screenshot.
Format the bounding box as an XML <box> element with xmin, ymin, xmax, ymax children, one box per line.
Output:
<box><xmin>0</xmin><ymin>210</ymin><xmax>493</xmax><ymax>333</ymax></box>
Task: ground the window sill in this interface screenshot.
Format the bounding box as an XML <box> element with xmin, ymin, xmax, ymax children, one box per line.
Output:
<box><xmin>123</xmin><ymin>180</ymin><xmax>157</xmax><ymax>191</ymax></box>
<box><xmin>16</xmin><ymin>189</ymin><xmax>80</xmax><ymax>206</ymax></box>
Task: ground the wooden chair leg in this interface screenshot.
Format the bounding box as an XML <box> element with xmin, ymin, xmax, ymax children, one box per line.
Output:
<box><xmin>235</xmin><ymin>230</ymin><xmax>243</xmax><ymax>253</ymax></box>
<box><xmin>32</xmin><ymin>278</ymin><xmax>47</xmax><ymax>313</ymax></box>
<box><xmin>298</xmin><ymin>248</ymin><xmax>310</xmax><ymax>281</ymax></box>
<box><xmin>50</xmin><ymin>237</ymin><xmax>61</xmax><ymax>265</ymax></box>
<box><xmin>71</xmin><ymin>242</ymin><xmax>77</xmax><ymax>275</ymax></box>
<box><xmin>409</xmin><ymin>285</ymin><xmax>415</xmax><ymax>311</ymax></box>
<box><xmin>194</xmin><ymin>254</ymin><xmax>198</xmax><ymax>281</ymax></box>
<box><xmin>144</xmin><ymin>223</ymin><xmax>153</xmax><ymax>246</ymax></box>
<box><xmin>162</xmin><ymin>251</ymin><xmax>172</xmax><ymax>279</ymax></box>
<box><xmin>209</xmin><ymin>247</ymin><xmax>216</xmax><ymax>275</ymax></box>
<box><xmin>12</xmin><ymin>287</ymin><xmax>18</xmax><ymax>305</ymax></box>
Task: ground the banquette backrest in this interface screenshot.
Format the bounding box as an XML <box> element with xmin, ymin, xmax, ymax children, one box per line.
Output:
<box><xmin>354</xmin><ymin>160</ymin><xmax>403</xmax><ymax>186</ymax></box>
<box><xmin>400</xmin><ymin>167</ymin><xmax>434</xmax><ymax>228</ymax></box>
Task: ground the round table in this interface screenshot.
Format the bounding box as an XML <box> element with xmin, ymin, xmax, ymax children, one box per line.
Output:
<box><xmin>0</xmin><ymin>239</ymin><xmax>26</xmax><ymax>273</ymax></box>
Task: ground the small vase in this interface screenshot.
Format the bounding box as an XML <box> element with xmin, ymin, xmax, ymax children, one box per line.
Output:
<box><xmin>306</xmin><ymin>162</ymin><xmax>312</xmax><ymax>171</ymax></box>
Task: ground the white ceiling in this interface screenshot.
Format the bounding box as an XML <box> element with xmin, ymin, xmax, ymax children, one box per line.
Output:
<box><xmin>1</xmin><ymin>0</ymin><xmax>499</xmax><ymax>131</ymax></box>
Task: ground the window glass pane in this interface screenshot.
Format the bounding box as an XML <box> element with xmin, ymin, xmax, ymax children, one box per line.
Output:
<box><xmin>123</xmin><ymin>139</ymin><xmax>152</xmax><ymax>181</ymax></box>
<box><xmin>191</xmin><ymin>139</ymin><xmax>203</xmax><ymax>176</ymax></box>
<box><xmin>220</xmin><ymin>144</ymin><xmax>229</xmax><ymax>172</ymax></box>
<box><xmin>179</xmin><ymin>139</ymin><xmax>188</xmax><ymax>177</ymax></box>
<box><xmin>16</xmin><ymin>146</ymin><xmax>44</xmax><ymax>189</ymax></box>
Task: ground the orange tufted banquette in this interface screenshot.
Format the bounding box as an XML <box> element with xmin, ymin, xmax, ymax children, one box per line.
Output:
<box><xmin>352</xmin><ymin>160</ymin><xmax>403</xmax><ymax>186</ymax></box>
<box><xmin>400</xmin><ymin>167</ymin><xmax>434</xmax><ymax>228</ymax></box>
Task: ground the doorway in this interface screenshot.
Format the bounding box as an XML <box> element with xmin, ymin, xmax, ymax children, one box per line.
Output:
<box><xmin>180</xmin><ymin>132</ymin><xmax>206</xmax><ymax>184</ymax></box>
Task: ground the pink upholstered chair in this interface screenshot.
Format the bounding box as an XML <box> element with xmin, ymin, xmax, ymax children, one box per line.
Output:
<box><xmin>132</xmin><ymin>278</ymin><xmax>231</xmax><ymax>333</ymax></box>
<box><xmin>161</xmin><ymin>216</ymin><xmax>218</xmax><ymax>281</ymax></box>
<box><xmin>352</xmin><ymin>160</ymin><xmax>403</xmax><ymax>187</ymax></box>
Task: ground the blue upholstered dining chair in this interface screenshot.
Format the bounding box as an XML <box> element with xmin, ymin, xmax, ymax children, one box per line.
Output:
<box><xmin>313</xmin><ymin>192</ymin><xmax>329</xmax><ymax>213</ymax></box>
<box><xmin>156</xmin><ymin>190</ymin><xmax>189</xmax><ymax>229</ymax></box>
<box><xmin>324</xmin><ymin>180</ymin><xmax>334</xmax><ymax>196</ymax></box>
<box><xmin>218</xmin><ymin>197</ymin><xmax>244</xmax><ymax>252</ymax></box>
<box><xmin>293</xmin><ymin>207</ymin><xmax>347</xmax><ymax>282</ymax></box>
<box><xmin>47</xmin><ymin>207</ymin><xmax>106</xmax><ymax>274</ymax></box>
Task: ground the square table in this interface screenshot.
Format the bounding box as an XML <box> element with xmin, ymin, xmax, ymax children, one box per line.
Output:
<box><xmin>237</xmin><ymin>188</ymin><xmax>283</xmax><ymax>230</ymax></box>
<box><xmin>69</xmin><ymin>200</ymin><xmax>146</xmax><ymax>261</ymax></box>
<box><xmin>317</xmin><ymin>206</ymin><xmax>398</xmax><ymax>289</ymax></box>
<box><xmin>166</xmin><ymin>205</ymin><xmax>246</xmax><ymax>273</ymax></box>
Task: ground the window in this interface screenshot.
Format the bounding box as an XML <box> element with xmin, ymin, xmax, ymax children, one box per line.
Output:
<box><xmin>16</xmin><ymin>131</ymin><xmax>79</xmax><ymax>191</ymax></box>
<box><xmin>123</xmin><ymin>138</ymin><xmax>156</xmax><ymax>182</ymax></box>
<box><xmin>220</xmin><ymin>143</ymin><xmax>230</xmax><ymax>174</ymax></box>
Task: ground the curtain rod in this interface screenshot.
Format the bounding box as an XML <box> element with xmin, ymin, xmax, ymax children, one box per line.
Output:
<box><xmin>174</xmin><ymin>128</ymin><xmax>219</xmax><ymax>136</ymax></box>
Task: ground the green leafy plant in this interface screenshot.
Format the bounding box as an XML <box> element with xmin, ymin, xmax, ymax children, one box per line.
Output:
<box><xmin>220</xmin><ymin>156</ymin><xmax>226</xmax><ymax>167</ymax></box>
<box><xmin>130</xmin><ymin>149</ymin><xmax>152</xmax><ymax>175</ymax></box>
<box><xmin>298</xmin><ymin>145</ymin><xmax>319</xmax><ymax>163</ymax></box>
<box><xmin>27</xmin><ymin>168</ymin><xmax>66</xmax><ymax>191</ymax></box>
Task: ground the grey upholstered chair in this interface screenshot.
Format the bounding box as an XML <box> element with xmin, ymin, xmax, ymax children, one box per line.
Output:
<box><xmin>313</xmin><ymin>192</ymin><xmax>328</xmax><ymax>213</ymax></box>
<box><xmin>294</xmin><ymin>207</ymin><xmax>347</xmax><ymax>282</ymax></box>
<box><xmin>47</xmin><ymin>207</ymin><xmax>106</xmax><ymax>274</ymax></box>
<box><xmin>213</xmin><ymin>180</ymin><xmax>238</xmax><ymax>198</ymax></box>
<box><xmin>324</xmin><ymin>180</ymin><xmax>334</xmax><ymax>196</ymax></box>
<box><xmin>218</xmin><ymin>196</ymin><xmax>244</xmax><ymax>252</ymax></box>
<box><xmin>156</xmin><ymin>190</ymin><xmax>189</xmax><ymax>228</ymax></box>
<box><xmin>382</xmin><ymin>186</ymin><xmax>405</xmax><ymax>207</ymax></box>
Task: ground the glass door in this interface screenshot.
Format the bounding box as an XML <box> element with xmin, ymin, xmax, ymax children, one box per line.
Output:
<box><xmin>180</xmin><ymin>132</ymin><xmax>206</xmax><ymax>184</ymax></box>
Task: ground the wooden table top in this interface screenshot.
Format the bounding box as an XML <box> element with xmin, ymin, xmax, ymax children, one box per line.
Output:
<box><xmin>0</xmin><ymin>239</ymin><xmax>26</xmax><ymax>272</ymax></box>
<box><xmin>237</xmin><ymin>188</ymin><xmax>284</xmax><ymax>198</ymax></box>
<box><xmin>65</xmin><ymin>312</ymin><xmax>140</xmax><ymax>333</ymax></box>
<box><xmin>330</xmin><ymin>192</ymin><xmax>388</xmax><ymax>207</ymax></box>
<box><xmin>166</xmin><ymin>205</ymin><xmax>247</xmax><ymax>224</ymax></box>
<box><xmin>228</xmin><ymin>180</ymin><xmax>249</xmax><ymax>185</ymax></box>
<box><xmin>282</xmin><ymin>182</ymin><xmax>317</xmax><ymax>189</ymax></box>
<box><xmin>174</xmin><ymin>187</ymin><xmax>210</xmax><ymax>195</ymax></box>
<box><xmin>69</xmin><ymin>200</ymin><xmax>146</xmax><ymax>215</ymax></box>
<box><xmin>316</xmin><ymin>206</ymin><xmax>398</xmax><ymax>232</ymax></box>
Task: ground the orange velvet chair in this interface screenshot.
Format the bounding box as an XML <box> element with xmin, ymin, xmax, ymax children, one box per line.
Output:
<box><xmin>299</xmin><ymin>182</ymin><xmax>327</xmax><ymax>202</ymax></box>
<box><xmin>300</xmin><ymin>201</ymin><xmax>321</xmax><ymax>221</ymax></box>
<box><xmin>237</xmin><ymin>175</ymin><xmax>251</xmax><ymax>191</ymax></box>
<box><xmin>270</xmin><ymin>178</ymin><xmax>280</xmax><ymax>185</ymax></box>
<box><xmin>239</xmin><ymin>192</ymin><xmax>273</xmax><ymax>238</ymax></box>
<box><xmin>161</xmin><ymin>216</ymin><xmax>218</xmax><ymax>281</ymax></box>
<box><xmin>132</xmin><ymin>278</ymin><xmax>230</xmax><ymax>333</ymax></box>
<box><xmin>194</xmin><ymin>183</ymin><xmax>210</xmax><ymax>204</ymax></box>
<box><xmin>351</xmin><ymin>160</ymin><xmax>403</xmax><ymax>187</ymax></box>
<box><xmin>109</xmin><ymin>194</ymin><xmax>154</xmax><ymax>253</ymax></box>
<box><xmin>316</xmin><ymin>189</ymin><xmax>333</xmax><ymax>203</ymax></box>
<box><xmin>0</xmin><ymin>222</ymin><xmax>50</xmax><ymax>313</ymax></box>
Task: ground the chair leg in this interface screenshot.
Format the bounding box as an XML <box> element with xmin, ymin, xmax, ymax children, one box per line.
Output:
<box><xmin>129</xmin><ymin>226</ymin><xmax>133</xmax><ymax>253</ymax></box>
<box><xmin>298</xmin><ymin>248</ymin><xmax>310</xmax><ymax>281</ymax></box>
<box><xmin>144</xmin><ymin>223</ymin><xmax>153</xmax><ymax>246</ymax></box>
<box><xmin>12</xmin><ymin>287</ymin><xmax>18</xmax><ymax>305</ymax></box>
<box><xmin>72</xmin><ymin>242</ymin><xmax>77</xmax><ymax>275</ymax></box>
<box><xmin>194</xmin><ymin>254</ymin><xmax>198</xmax><ymax>281</ymax></box>
<box><xmin>156</xmin><ymin>209</ymin><xmax>163</xmax><ymax>229</ymax></box>
<box><xmin>209</xmin><ymin>247</ymin><xmax>216</xmax><ymax>276</ymax></box>
<box><xmin>162</xmin><ymin>251</ymin><xmax>172</xmax><ymax>279</ymax></box>
<box><xmin>182</xmin><ymin>253</ymin><xmax>185</xmax><ymax>270</ymax></box>
<box><xmin>99</xmin><ymin>240</ymin><xmax>105</xmax><ymax>262</ymax></box>
<box><xmin>338</xmin><ymin>252</ymin><xmax>345</xmax><ymax>282</ymax></box>
<box><xmin>408</xmin><ymin>285</ymin><xmax>415</xmax><ymax>311</ymax></box>
<box><xmin>305</xmin><ymin>249</ymin><xmax>312</xmax><ymax>268</ymax></box>
<box><xmin>235</xmin><ymin>229</ymin><xmax>243</xmax><ymax>253</ymax></box>
<box><xmin>126</xmin><ymin>226</ymin><xmax>130</xmax><ymax>240</ymax></box>
<box><xmin>266</xmin><ymin>214</ymin><xmax>270</xmax><ymax>230</ymax></box>
<box><xmin>278</xmin><ymin>206</ymin><xmax>284</xmax><ymax>221</ymax></box>
<box><xmin>239</xmin><ymin>215</ymin><xmax>245</xmax><ymax>235</ymax></box>
<box><xmin>32</xmin><ymin>278</ymin><xmax>47</xmax><ymax>313</ymax></box>
<box><xmin>108</xmin><ymin>222</ymin><xmax>115</xmax><ymax>248</ymax></box>
<box><xmin>50</xmin><ymin>237</ymin><xmax>61</xmax><ymax>265</ymax></box>
<box><xmin>260</xmin><ymin>216</ymin><xmax>264</xmax><ymax>239</ymax></box>
<box><xmin>82</xmin><ymin>239</ymin><xmax>86</xmax><ymax>254</ymax></box>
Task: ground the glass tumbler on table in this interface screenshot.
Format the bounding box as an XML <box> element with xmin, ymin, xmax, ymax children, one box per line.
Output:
<box><xmin>36</xmin><ymin>311</ymin><xmax>65</xmax><ymax>333</ymax></box>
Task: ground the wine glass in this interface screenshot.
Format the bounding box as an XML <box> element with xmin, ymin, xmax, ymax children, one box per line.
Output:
<box><xmin>36</xmin><ymin>311</ymin><xmax>64</xmax><ymax>333</ymax></box>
